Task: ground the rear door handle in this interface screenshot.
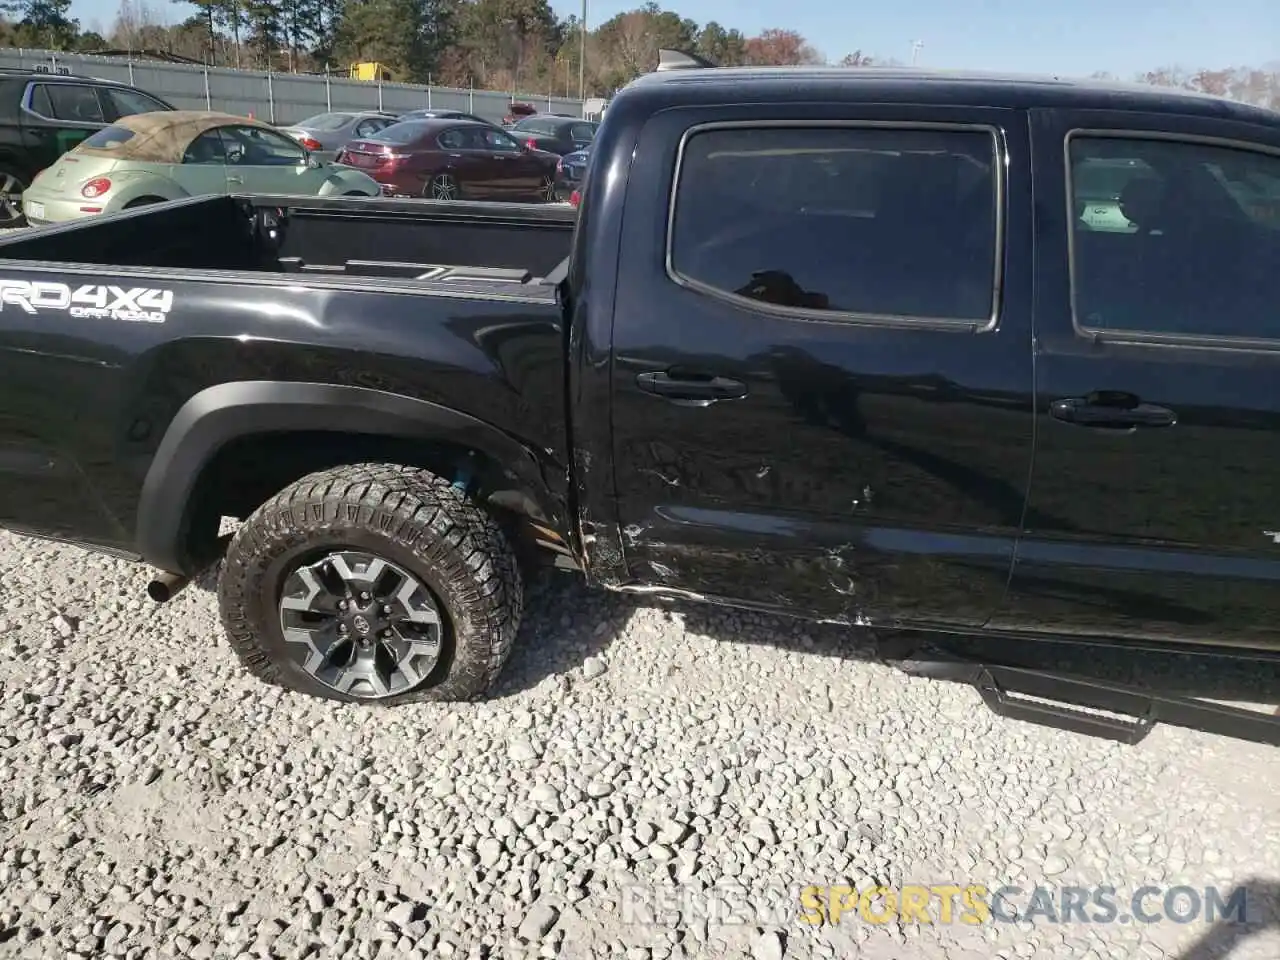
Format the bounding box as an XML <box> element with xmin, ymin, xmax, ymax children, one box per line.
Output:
<box><xmin>1050</xmin><ymin>394</ymin><xmax>1177</xmax><ymax>429</ymax></box>
<box><xmin>636</xmin><ymin>371</ymin><xmax>748</xmax><ymax>405</ymax></box>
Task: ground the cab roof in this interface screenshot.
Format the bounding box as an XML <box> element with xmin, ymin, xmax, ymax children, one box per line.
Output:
<box><xmin>625</xmin><ymin>64</ymin><xmax>1279</xmax><ymax>127</ymax></box>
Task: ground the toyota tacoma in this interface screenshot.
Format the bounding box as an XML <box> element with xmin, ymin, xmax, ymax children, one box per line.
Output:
<box><xmin>0</xmin><ymin>52</ymin><xmax>1277</xmax><ymax>743</ymax></box>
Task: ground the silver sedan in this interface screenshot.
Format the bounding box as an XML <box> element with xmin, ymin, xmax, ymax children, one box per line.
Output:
<box><xmin>278</xmin><ymin>111</ymin><xmax>399</xmax><ymax>163</ymax></box>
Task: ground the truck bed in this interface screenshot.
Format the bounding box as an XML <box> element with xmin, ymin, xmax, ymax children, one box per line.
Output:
<box><xmin>0</xmin><ymin>194</ymin><xmax>577</xmax><ymax>290</ymax></box>
<box><xmin>0</xmin><ymin>194</ymin><xmax>572</xmax><ymax>561</ymax></box>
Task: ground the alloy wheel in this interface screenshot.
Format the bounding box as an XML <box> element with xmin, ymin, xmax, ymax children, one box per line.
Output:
<box><xmin>277</xmin><ymin>550</ymin><xmax>445</xmax><ymax>700</ymax></box>
<box><xmin>0</xmin><ymin>172</ymin><xmax>26</xmax><ymax>225</ymax></box>
<box><xmin>430</xmin><ymin>174</ymin><xmax>458</xmax><ymax>201</ymax></box>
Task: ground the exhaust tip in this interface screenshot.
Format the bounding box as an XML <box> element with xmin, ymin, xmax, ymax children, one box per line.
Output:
<box><xmin>147</xmin><ymin>571</ymin><xmax>191</xmax><ymax>603</ymax></box>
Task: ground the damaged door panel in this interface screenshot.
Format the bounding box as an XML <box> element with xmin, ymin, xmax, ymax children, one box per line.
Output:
<box><xmin>608</xmin><ymin>104</ymin><xmax>1036</xmax><ymax>629</ymax></box>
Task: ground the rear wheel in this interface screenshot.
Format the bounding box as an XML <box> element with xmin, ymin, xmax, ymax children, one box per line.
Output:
<box><xmin>217</xmin><ymin>463</ymin><xmax>524</xmax><ymax>704</ymax></box>
<box><xmin>124</xmin><ymin>196</ymin><xmax>165</xmax><ymax>209</ymax></box>
<box><xmin>0</xmin><ymin>168</ymin><xmax>29</xmax><ymax>227</ymax></box>
<box><xmin>539</xmin><ymin>174</ymin><xmax>557</xmax><ymax>203</ymax></box>
<box><xmin>427</xmin><ymin>173</ymin><xmax>460</xmax><ymax>201</ymax></box>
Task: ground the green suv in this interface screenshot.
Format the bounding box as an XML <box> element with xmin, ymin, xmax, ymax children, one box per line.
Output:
<box><xmin>0</xmin><ymin>67</ymin><xmax>176</xmax><ymax>226</ymax></box>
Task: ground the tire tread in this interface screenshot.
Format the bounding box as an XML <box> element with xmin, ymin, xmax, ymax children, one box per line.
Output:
<box><xmin>217</xmin><ymin>462</ymin><xmax>523</xmax><ymax>704</ymax></box>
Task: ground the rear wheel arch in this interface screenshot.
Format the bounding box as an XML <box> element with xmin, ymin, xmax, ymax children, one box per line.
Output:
<box><xmin>114</xmin><ymin>177</ymin><xmax>186</xmax><ymax>209</ymax></box>
<box><xmin>136</xmin><ymin>381</ymin><xmax>570</xmax><ymax>575</ymax></box>
<box><xmin>123</xmin><ymin>195</ymin><xmax>167</xmax><ymax>209</ymax></box>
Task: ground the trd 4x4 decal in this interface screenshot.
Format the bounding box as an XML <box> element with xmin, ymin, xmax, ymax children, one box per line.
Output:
<box><xmin>0</xmin><ymin>280</ymin><xmax>173</xmax><ymax>323</ymax></box>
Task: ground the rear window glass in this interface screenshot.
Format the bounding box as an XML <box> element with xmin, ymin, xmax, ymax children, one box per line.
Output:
<box><xmin>297</xmin><ymin>113</ymin><xmax>353</xmax><ymax>130</ymax></box>
<box><xmin>668</xmin><ymin>125</ymin><xmax>1000</xmax><ymax>322</ymax></box>
<box><xmin>514</xmin><ymin>118</ymin><xmax>557</xmax><ymax>135</ymax></box>
<box><xmin>374</xmin><ymin>122</ymin><xmax>429</xmax><ymax>144</ymax></box>
<box><xmin>80</xmin><ymin>125</ymin><xmax>135</xmax><ymax>149</ymax></box>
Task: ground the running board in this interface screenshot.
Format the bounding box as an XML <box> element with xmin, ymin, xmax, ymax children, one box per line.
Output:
<box><xmin>889</xmin><ymin>652</ymin><xmax>1280</xmax><ymax>747</ymax></box>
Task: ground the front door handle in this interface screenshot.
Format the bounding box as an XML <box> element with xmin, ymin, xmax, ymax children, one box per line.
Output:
<box><xmin>1050</xmin><ymin>393</ymin><xmax>1177</xmax><ymax>429</ymax></box>
<box><xmin>636</xmin><ymin>371</ymin><xmax>748</xmax><ymax>405</ymax></box>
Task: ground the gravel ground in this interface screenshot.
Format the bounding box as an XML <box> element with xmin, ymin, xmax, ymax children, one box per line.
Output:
<box><xmin>1</xmin><ymin>530</ymin><xmax>1280</xmax><ymax>960</ymax></box>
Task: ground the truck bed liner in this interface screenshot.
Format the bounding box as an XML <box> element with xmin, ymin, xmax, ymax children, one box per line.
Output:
<box><xmin>0</xmin><ymin>193</ymin><xmax>577</xmax><ymax>282</ymax></box>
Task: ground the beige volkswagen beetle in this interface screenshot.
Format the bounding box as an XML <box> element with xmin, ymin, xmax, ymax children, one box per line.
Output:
<box><xmin>22</xmin><ymin>110</ymin><xmax>381</xmax><ymax>226</ymax></box>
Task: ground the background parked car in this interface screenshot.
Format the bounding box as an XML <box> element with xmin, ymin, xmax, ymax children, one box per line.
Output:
<box><xmin>502</xmin><ymin>101</ymin><xmax>537</xmax><ymax>127</ymax></box>
<box><xmin>22</xmin><ymin>110</ymin><xmax>379</xmax><ymax>226</ymax></box>
<box><xmin>509</xmin><ymin>115</ymin><xmax>599</xmax><ymax>156</ymax></box>
<box><xmin>335</xmin><ymin>117</ymin><xmax>559</xmax><ymax>202</ymax></box>
<box><xmin>0</xmin><ymin>68</ymin><xmax>176</xmax><ymax>226</ymax></box>
<box><xmin>278</xmin><ymin>110</ymin><xmax>399</xmax><ymax>163</ymax></box>
<box><xmin>396</xmin><ymin>108</ymin><xmax>496</xmax><ymax>126</ymax></box>
<box><xmin>554</xmin><ymin>144</ymin><xmax>590</xmax><ymax>203</ymax></box>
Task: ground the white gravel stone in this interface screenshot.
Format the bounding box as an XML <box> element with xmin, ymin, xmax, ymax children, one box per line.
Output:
<box><xmin>1043</xmin><ymin>855</ymin><xmax>1070</xmax><ymax>876</ymax></box>
<box><xmin>753</xmin><ymin>929</ymin><xmax>785</xmax><ymax>960</ymax></box>
<box><xmin>517</xmin><ymin>898</ymin><xmax>558</xmax><ymax>941</ymax></box>
<box><xmin>0</xmin><ymin>529</ymin><xmax>1278</xmax><ymax>960</ymax></box>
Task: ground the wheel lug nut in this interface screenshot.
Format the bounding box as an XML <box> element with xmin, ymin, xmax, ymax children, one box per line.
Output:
<box><xmin>360</xmin><ymin>592</ymin><xmax>371</xmax><ymax>601</ymax></box>
<box><xmin>382</xmin><ymin>605</ymin><xmax>392</xmax><ymax>615</ymax></box>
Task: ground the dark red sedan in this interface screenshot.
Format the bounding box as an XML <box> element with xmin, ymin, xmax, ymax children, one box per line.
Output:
<box><xmin>335</xmin><ymin>119</ymin><xmax>561</xmax><ymax>202</ymax></box>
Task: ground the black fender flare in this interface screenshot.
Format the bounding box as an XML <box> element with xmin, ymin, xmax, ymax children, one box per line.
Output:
<box><xmin>136</xmin><ymin>380</ymin><xmax>566</xmax><ymax>574</ymax></box>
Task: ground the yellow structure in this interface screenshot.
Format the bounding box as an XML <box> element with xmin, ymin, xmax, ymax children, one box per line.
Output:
<box><xmin>349</xmin><ymin>62</ymin><xmax>396</xmax><ymax>82</ymax></box>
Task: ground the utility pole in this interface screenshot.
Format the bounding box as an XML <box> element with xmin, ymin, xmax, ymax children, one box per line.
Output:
<box><xmin>910</xmin><ymin>40</ymin><xmax>924</xmax><ymax>67</ymax></box>
<box><xmin>578</xmin><ymin>0</ymin><xmax>587</xmax><ymax>100</ymax></box>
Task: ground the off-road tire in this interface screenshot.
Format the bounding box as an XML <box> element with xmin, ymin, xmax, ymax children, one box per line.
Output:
<box><xmin>217</xmin><ymin>463</ymin><xmax>523</xmax><ymax>704</ymax></box>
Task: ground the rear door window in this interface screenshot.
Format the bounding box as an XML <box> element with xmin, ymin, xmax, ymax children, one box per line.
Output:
<box><xmin>667</xmin><ymin>124</ymin><xmax>1001</xmax><ymax>323</ymax></box>
<box><xmin>29</xmin><ymin>83</ymin><xmax>106</xmax><ymax>123</ymax></box>
<box><xmin>437</xmin><ymin>128</ymin><xmax>466</xmax><ymax>150</ymax></box>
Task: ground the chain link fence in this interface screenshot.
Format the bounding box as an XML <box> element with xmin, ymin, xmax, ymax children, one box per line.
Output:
<box><xmin>0</xmin><ymin>48</ymin><xmax>587</xmax><ymax>124</ymax></box>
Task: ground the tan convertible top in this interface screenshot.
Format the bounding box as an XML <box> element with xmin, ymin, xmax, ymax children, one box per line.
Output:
<box><xmin>74</xmin><ymin>110</ymin><xmax>274</xmax><ymax>163</ymax></box>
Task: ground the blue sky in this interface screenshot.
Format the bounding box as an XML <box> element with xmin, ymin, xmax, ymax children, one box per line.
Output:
<box><xmin>71</xmin><ymin>0</ymin><xmax>1276</xmax><ymax>79</ymax></box>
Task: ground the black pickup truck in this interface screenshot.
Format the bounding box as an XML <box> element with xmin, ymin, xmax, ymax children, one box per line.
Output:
<box><xmin>1</xmin><ymin>54</ymin><xmax>1279</xmax><ymax>741</ymax></box>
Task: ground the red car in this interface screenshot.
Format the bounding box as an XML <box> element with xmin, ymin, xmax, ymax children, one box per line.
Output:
<box><xmin>502</xmin><ymin>101</ymin><xmax>538</xmax><ymax>127</ymax></box>
<box><xmin>336</xmin><ymin>118</ymin><xmax>560</xmax><ymax>202</ymax></box>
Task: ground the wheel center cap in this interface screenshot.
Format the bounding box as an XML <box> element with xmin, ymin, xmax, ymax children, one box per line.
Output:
<box><xmin>352</xmin><ymin>614</ymin><xmax>372</xmax><ymax>636</ymax></box>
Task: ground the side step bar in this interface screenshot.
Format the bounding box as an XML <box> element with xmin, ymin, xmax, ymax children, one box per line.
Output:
<box><xmin>889</xmin><ymin>651</ymin><xmax>1280</xmax><ymax>747</ymax></box>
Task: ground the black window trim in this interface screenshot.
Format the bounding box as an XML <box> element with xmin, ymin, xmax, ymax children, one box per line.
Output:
<box><xmin>21</xmin><ymin>80</ymin><xmax>112</xmax><ymax>128</ymax></box>
<box><xmin>663</xmin><ymin>119</ymin><xmax>1007</xmax><ymax>333</ymax></box>
<box><xmin>1065</xmin><ymin>127</ymin><xmax>1280</xmax><ymax>352</ymax></box>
